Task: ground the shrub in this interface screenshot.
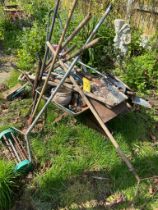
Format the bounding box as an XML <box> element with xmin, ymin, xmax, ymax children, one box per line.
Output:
<box><xmin>17</xmin><ymin>22</ymin><xmax>46</xmax><ymax>70</ymax></box>
<box><xmin>84</xmin><ymin>16</ymin><xmax>115</xmax><ymax>71</ymax></box>
<box><xmin>122</xmin><ymin>52</ymin><xmax>158</xmax><ymax>92</ymax></box>
<box><xmin>129</xmin><ymin>27</ymin><xmax>145</xmax><ymax>57</ymax></box>
<box><xmin>0</xmin><ymin>160</ymin><xmax>16</xmax><ymax>210</ymax></box>
<box><xmin>19</xmin><ymin>0</ymin><xmax>54</xmax><ymax>23</ymax></box>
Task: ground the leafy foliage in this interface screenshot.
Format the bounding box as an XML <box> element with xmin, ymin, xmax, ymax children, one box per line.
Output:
<box><xmin>122</xmin><ymin>52</ymin><xmax>158</xmax><ymax>92</ymax></box>
<box><xmin>84</xmin><ymin>16</ymin><xmax>115</xmax><ymax>70</ymax></box>
<box><xmin>17</xmin><ymin>22</ymin><xmax>45</xmax><ymax>70</ymax></box>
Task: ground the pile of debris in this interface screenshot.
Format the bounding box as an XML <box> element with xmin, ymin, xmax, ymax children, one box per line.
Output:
<box><xmin>0</xmin><ymin>0</ymin><xmax>151</xmax><ymax>180</ymax></box>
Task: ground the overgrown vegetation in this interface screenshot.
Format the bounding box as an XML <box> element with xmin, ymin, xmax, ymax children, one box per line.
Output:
<box><xmin>115</xmin><ymin>50</ymin><xmax>158</xmax><ymax>93</ymax></box>
<box><xmin>1</xmin><ymin>0</ymin><xmax>158</xmax><ymax>93</ymax></box>
<box><xmin>0</xmin><ymin>160</ymin><xmax>16</xmax><ymax>210</ymax></box>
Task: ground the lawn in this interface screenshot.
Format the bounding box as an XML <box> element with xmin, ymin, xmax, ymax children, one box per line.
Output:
<box><xmin>15</xmin><ymin>100</ymin><xmax>158</xmax><ymax>209</ymax></box>
<box><xmin>0</xmin><ymin>68</ymin><xmax>158</xmax><ymax>210</ymax></box>
<box><xmin>0</xmin><ymin>73</ymin><xmax>158</xmax><ymax>209</ymax></box>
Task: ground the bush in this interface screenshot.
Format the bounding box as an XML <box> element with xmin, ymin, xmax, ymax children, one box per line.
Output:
<box><xmin>17</xmin><ymin>22</ymin><xmax>46</xmax><ymax>70</ymax></box>
<box><xmin>84</xmin><ymin>16</ymin><xmax>115</xmax><ymax>71</ymax></box>
<box><xmin>122</xmin><ymin>52</ymin><xmax>158</xmax><ymax>92</ymax></box>
<box><xmin>0</xmin><ymin>160</ymin><xmax>16</xmax><ymax>210</ymax></box>
<box><xmin>20</xmin><ymin>0</ymin><xmax>54</xmax><ymax>23</ymax></box>
<box><xmin>129</xmin><ymin>27</ymin><xmax>145</xmax><ymax>57</ymax></box>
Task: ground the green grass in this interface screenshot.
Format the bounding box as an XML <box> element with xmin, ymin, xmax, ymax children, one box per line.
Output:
<box><xmin>27</xmin><ymin>104</ymin><xmax>158</xmax><ymax>210</ymax></box>
<box><xmin>0</xmin><ymin>98</ymin><xmax>32</xmax><ymax>132</ymax></box>
<box><xmin>6</xmin><ymin>70</ymin><xmax>20</xmax><ymax>89</ymax></box>
<box><xmin>1</xmin><ymin>72</ymin><xmax>158</xmax><ymax>209</ymax></box>
<box><xmin>0</xmin><ymin>92</ymin><xmax>157</xmax><ymax>209</ymax></box>
<box><xmin>0</xmin><ymin>160</ymin><xmax>16</xmax><ymax>210</ymax></box>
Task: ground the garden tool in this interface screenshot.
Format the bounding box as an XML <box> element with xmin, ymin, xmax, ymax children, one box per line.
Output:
<box><xmin>0</xmin><ymin>128</ymin><xmax>31</xmax><ymax>172</ymax></box>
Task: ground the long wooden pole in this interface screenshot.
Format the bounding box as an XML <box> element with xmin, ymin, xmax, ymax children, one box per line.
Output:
<box><xmin>31</xmin><ymin>0</ymin><xmax>78</xmax><ymax>120</ymax></box>
<box><xmin>46</xmin><ymin>38</ymin><xmax>99</xmax><ymax>65</ymax></box>
<box><xmin>64</xmin><ymin>38</ymin><xmax>100</xmax><ymax>61</ymax></box>
<box><xmin>61</xmin><ymin>13</ymin><xmax>92</xmax><ymax>49</ymax></box>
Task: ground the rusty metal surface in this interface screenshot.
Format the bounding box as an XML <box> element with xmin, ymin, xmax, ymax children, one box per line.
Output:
<box><xmin>92</xmin><ymin>78</ymin><xmax>128</xmax><ymax>107</ymax></box>
<box><xmin>89</xmin><ymin>98</ymin><xmax>129</xmax><ymax>123</ymax></box>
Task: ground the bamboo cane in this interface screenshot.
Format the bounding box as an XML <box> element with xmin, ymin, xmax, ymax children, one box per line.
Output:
<box><xmin>46</xmin><ymin>38</ymin><xmax>99</xmax><ymax>69</ymax></box>
<box><xmin>64</xmin><ymin>38</ymin><xmax>99</xmax><ymax>61</ymax></box>
<box><xmin>31</xmin><ymin>0</ymin><xmax>78</xmax><ymax>120</ymax></box>
<box><xmin>43</xmin><ymin>14</ymin><xmax>92</xmax><ymax>73</ymax></box>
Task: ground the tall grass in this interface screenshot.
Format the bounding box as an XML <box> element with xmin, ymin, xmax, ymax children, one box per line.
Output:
<box><xmin>0</xmin><ymin>160</ymin><xmax>16</xmax><ymax>210</ymax></box>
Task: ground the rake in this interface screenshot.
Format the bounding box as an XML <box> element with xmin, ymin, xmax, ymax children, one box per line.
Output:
<box><xmin>0</xmin><ymin>127</ymin><xmax>31</xmax><ymax>172</ymax></box>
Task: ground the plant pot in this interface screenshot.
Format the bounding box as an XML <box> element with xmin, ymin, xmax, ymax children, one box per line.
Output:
<box><xmin>52</xmin><ymin>87</ymin><xmax>72</xmax><ymax>106</ymax></box>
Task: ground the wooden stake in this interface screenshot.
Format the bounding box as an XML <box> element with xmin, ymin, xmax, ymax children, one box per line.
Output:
<box><xmin>62</xmin><ymin>13</ymin><xmax>92</xmax><ymax>49</ymax></box>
